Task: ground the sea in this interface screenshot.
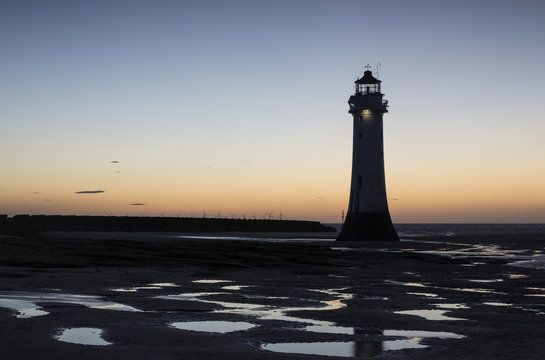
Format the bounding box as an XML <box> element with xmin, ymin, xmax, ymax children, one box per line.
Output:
<box><xmin>326</xmin><ymin>223</ymin><xmax>545</xmax><ymax>237</ymax></box>
<box><xmin>171</xmin><ymin>223</ymin><xmax>545</xmax><ymax>270</ymax></box>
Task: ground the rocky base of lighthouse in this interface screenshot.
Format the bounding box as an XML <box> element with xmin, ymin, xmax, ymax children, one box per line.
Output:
<box><xmin>337</xmin><ymin>211</ymin><xmax>399</xmax><ymax>241</ymax></box>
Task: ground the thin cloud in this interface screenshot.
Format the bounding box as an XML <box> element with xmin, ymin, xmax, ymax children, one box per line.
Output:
<box><xmin>43</xmin><ymin>199</ymin><xmax>53</xmax><ymax>202</ymax></box>
<box><xmin>75</xmin><ymin>190</ymin><xmax>105</xmax><ymax>194</ymax></box>
<box><xmin>129</xmin><ymin>203</ymin><xmax>148</xmax><ymax>206</ymax></box>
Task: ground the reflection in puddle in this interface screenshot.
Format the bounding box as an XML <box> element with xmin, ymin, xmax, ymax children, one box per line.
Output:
<box><xmin>484</xmin><ymin>302</ymin><xmax>512</xmax><ymax>307</ymax></box>
<box><xmin>55</xmin><ymin>327</ymin><xmax>112</xmax><ymax>346</ymax></box>
<box><xmin>407</xmin><ymin>292</ymin><xmax>444</xmax><ymax>299</ymax></box>
<box><xmin>159</xmin><ymin>288</ymin><xmax>353</xmax><ymax>334</ymax></box>
<box><xmin>433</xmin><ymin>303</ymin><xmax>469</xmax><ymax>310</ymax></box>
<box><xmin>450</xmin><ymin>287</ymin><xmax>503</xmax><ymax>294</ymax></box>
<box><xmin>0</xmin><ymin>291</ymin><xmax>141</xmax><ymax>318</ymax></box>
<box><xmin>193</xmin><ymin>280</ymin><xmax>232</xmax><ymax>284</ymax></box>
<box><xmin>384</xmin><ymin>329</ymin><xmax>464</xmax><ymax>339</ymax></box>
<box><xmin>507</xmin><ymin>274</ymin><xmax>527</xmax><ymax>279</ymax></box>
<box><xmin>160</xmin><ymin>283</ymin><xmax>466</xmax><ymax>356</ymax></box>
<box><xmin>149</xmin><ymin>283</ymin><xmax>179</xmax><ymax>287</ymax></box>
<box><xmin>305</xmin><ymin>324</ymin><xmax>354</xmax><ymax>335</ymax></box>
<box><xmin>112</xmin><ymin>282</ymin><xmax>180</xmax><ymax>292</ymax></box>
<box><xmin>385</xmin><ymin>280</ymin><xmax>427</xmax><ymax>287</ymax></box>
<box><xmin>526</xmin><ymin>287</ymin><xmax>545</xmax><ymax>292</ymax></box>
<box><xmin>171</xmin><ymin>320</ymin><xmax>256</xmax><ymax>333</ymax></box>
<box><xmin>404</xmin><ymin>282</ymin><xmax>427</xmax><ymax>287</ymax></box>
<box><xmin>468</xmin><ymin>279</ymin><xmax>503</xmax><ymax>283</ymax></box>
<box><xmin>0</xmin><ymin>299</ymin><xmax>49</xmax><ymax>318</ymax></box>
<box><xmin>111</xmin><ymin>286</ymin><xmax>161</xmax><ymax>292</ymax></box>
<box><xmin>221</xmin><ymin>285</ymin><xmax>250</xmax><ymax>291</ymax></box>
<box><xmin>262</xmin><ymin>339</ymin><xmax>426</xmax><ymax>357</ymax></box>
<box><xmin>395</xmin><ymin>309</ymin><xmax>465</xmax><ymax>321</ymax></box>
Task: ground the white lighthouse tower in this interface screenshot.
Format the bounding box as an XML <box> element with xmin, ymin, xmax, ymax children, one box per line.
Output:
<box><xmin>337</xmin><ymin>66</ymin><xmax>399</xmax><ymax>241</ymax></box>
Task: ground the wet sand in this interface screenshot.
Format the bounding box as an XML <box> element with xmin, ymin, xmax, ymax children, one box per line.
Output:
<box><xmin>1</xmin><ymin>231</ymin><xmax>544</xmax><ymax>359</ymax></box>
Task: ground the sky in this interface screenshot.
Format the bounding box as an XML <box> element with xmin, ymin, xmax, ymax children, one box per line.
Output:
<box><xmin>1</xmin><ymin>0</ymin><xmax>544</xmax><ymax>223</ymax></box>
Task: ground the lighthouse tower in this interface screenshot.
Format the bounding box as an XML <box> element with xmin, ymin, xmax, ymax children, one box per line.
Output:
<box><xmin>337</xmin><ymin>66</ymin><xmax>399</xmax><ymax>241</ymax></box>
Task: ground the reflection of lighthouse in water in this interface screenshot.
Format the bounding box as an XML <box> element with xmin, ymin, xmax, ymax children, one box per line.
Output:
<box><xmin>337</xmin><ymin>66</ymin><xmax>399</xmax><ymax>242</ymax></box>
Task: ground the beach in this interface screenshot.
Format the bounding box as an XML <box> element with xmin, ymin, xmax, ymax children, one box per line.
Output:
<box><xmin>1</xmin><ymin>230</ymin><xmax>544</xmax><ymax>359</ymax></box>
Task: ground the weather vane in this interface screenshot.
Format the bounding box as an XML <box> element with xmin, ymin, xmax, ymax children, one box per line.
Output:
<box><xmin>365</xmin><ymin>63</ymin><xmax>372</xmax><ymax>71</ymax></box>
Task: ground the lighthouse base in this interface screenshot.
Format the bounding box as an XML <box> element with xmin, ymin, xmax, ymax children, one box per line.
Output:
<box><xmin>337</xmin><ymin>211</ymin><xmax>399</xmax><ymax>241</ymax></box>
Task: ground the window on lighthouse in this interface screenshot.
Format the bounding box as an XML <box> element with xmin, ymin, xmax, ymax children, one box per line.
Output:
<box><xmin>357</xmin><ymin>83</ymin><xmax>380</xmax><ymax>95</ymax></box>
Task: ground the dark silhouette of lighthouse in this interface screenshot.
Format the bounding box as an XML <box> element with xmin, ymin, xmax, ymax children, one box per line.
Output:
<box><xmin>337</xmin><ymin>66</ymin><xmax>399</xmax><ymax>241</ymax></box>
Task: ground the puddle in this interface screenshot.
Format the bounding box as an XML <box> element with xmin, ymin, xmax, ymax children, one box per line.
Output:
<box><xmin>450</xmin><ymin>287</ymin><xmax>502</xmax><ymax>294</ymax></box>
<box><xmin>112</xmin><ymin>282</ymin><xmax>180</xmax><ymax>292</ymax></box>
<box><xmin>193</xmin><ymin>280</ymin><xmax>232</xmax><ymax>284</ymax></box>
<box><xmin>221</xmin><ymin>285</ymin><xmax>250</xmax><ymax>291</ymax></box>
<box><xmin>433</xmin><ymin>303</ymin><xmax>469</xmax><ymax>309</ymax></box>
<box><xmin>55</xmin><ymin>327</ymin><xmax>112</xmax><ymax>346</ymax></box>
<box><xmin>510</xmin><ymin>259</ymin><xmax>545</xmax><ymax>270</ymax></box>
<box><xmin>171</xmin><ymin>320</ymin><xmax>256</xmax><ymax>333</ymax></box>
<box><xmin>262</xmin><ymin>339</ymin><xmax>426</xmax><ymax>357</ymax></box>
<box><xmin>526</xmin><ymin>287</ymin><xmax>545</xmax><ymax>292</ymax></box>
<box><xmin>384</xmin><ymin>329</ymin><xmax>464</xmax><ymax>339</ymax></box>
<box><xmin>484</xmin><ymin>302</ymin><xmax>512</xmax><ymax>307</ymax></box>
<box><xmin>0</xmin><ymin>299</ymin><xmax>49</xmax><ymax>318</ymax></box>
<box><xmin>468</xmin><ymin>279</ymin><xmax>503</xmax><ymax>283</ymax></box>
<box><xmin>149</xmin><ymin>283</ymin><xmax>179</xmax><ymax>287</ymax></box>
<box><xmin>395</xmin><ymin>309</ymin><xmax>465</xmax><ymax>321</ymax></box>
<box><xmin>111</xmin><ymin>286</ymin><xmax>162</xmax><ymax>292</ymax></box>
<box><xmin>0</xmin><ymin>291</ymin><xmax>141</xmax><ymax>318</ymax></box>
<box><xmin>240</xmin><ymin>294</ymin><xmax>289</xmax><ymax>300</ymax></box>
<box><xmin>159</xmin><ymin>288</ymin><xmax>353</xmax><ymax>334</ymax></box>
<box><xmin>159</xmin><ymin>285</ymin><xmax>465</xmax><ymax>356</ymax></box>
<box><xmin>385</xmin><ymin>280</ymin><xmax>427</xmax><ymax>287</ymax></box>
<box><xmin>504</xmin><ymin>273</ymin><xmax>527</xmax><ymax>279</ymax></box>
<box><xmin>407</xmin><ymin>292</ymin><xmax>444</xmax><ymax>299</ymax></box>
<box><xmin>305</xmin><ymin>324</ymin><xmax>354</xmax><ymax>335</ymax></box>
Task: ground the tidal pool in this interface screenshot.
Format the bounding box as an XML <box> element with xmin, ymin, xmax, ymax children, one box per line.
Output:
<box><xmin>158</xmin><ymin>288</ymin><xmax>353</xmax><ymax>334</ymax></box>
<box><xmin>170</xmin><ymin>320</ymin><xmax>256</xmax><ymax>333</ymax></box>
<box><xmin>384</xmin><ymin>329</ymin><xmax>465</xmax><ymax>339</ymax></box>
<box><xmin>483</xmin><ymin>302</ymin><xmax>512</xmax><ymax>307</ymax></box>
<box><xmin>433</xmin><ymin>303</ymin><xmax>469</xmax><ymax>310</ymax></box>
<box><xmin>262</xmin><ymin>339</ymin><xmax>427</xmax><ymax>357</ymax></box>
<box><xmin>407</xmin><ymin>292</ymin><xmax>444</xmax><ymax>299</ymax></box>
<box><xmin>55</xmin><ymin>327</ymin><xmax>112</xmax><ymax>346</ymax></box>
<box><xmin>395</xmin><ymin>309</ymin><xmax>465</xmax><ymax>321</ymax></box>
<box><xmin>111</xmin><ymin>282</ymin><xmax>179</xmax><ymax>292</ymax></box>
<box><xmin>0</xmin><ymin>291</ymin><xmax>141</xmax><ymax>318</ymax></box>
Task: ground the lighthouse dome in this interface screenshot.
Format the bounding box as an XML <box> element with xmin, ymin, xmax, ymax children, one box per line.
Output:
<box><xmin>355</xmin><ymin>70</ymin><xmax>381</xmax><ymax>85</ymax></box>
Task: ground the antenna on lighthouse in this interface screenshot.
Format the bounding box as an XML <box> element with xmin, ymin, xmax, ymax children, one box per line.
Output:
<box><xmin>376</xmin><ymin>62</ymin><xmax>381</xmax><ymax>79</ymax></box>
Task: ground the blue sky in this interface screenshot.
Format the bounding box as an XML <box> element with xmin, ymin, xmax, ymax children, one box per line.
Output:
<box><xmin>1</xmin><ymin>0</ymin><xmax>544</xmax><ymax>222</ymax></box>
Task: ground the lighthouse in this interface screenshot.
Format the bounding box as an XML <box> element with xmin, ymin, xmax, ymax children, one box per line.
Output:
<box><xmin>337</xmin><ymin>66</ymin><xmax>399</xmax><ymax>241</ymax></box>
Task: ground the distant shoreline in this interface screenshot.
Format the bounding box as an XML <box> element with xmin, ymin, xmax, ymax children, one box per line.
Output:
<box><xmin>0</xmin><ymin>214</ymin><xmax>336</xmax><ymax>236</ymax></box>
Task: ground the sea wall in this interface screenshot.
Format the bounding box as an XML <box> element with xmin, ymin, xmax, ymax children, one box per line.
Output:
<box><xmin>0</xmin><ymin>215</ymin><xmax>335</xmax><ymax>236</ymax></box>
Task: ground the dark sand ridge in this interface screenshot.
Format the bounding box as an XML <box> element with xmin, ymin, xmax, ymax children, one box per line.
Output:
<box><xmin>1</xmin><ymin>231</ymin><xmax>544</xmax><ymax>359</ymax></box>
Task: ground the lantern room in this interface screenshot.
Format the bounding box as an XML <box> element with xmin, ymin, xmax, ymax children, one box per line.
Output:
<box><xmin>355</xmin><ymin>70</ymin><xmax>381</xmax><ymax>95</ymax></box>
